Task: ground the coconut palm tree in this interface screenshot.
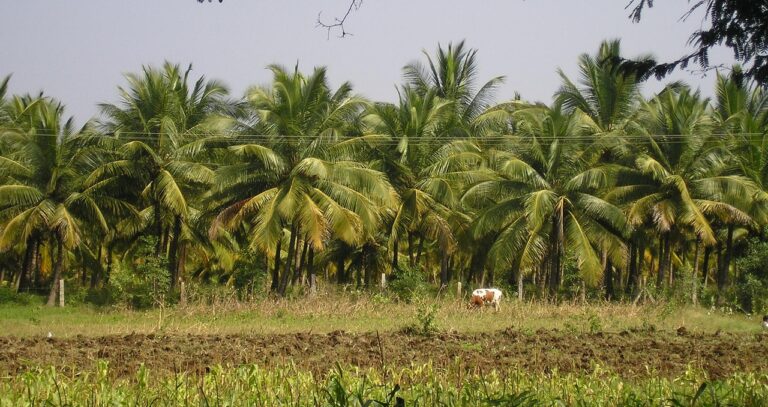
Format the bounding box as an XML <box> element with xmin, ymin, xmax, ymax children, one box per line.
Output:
<box><xmin>556</xmin><ymin>39</ymin><xmax>649</xmax><ymax>136</ymax></box>
<box><xmin>211</xmin><ymin>65</ymin><xmax>395</xmax><ymax>295</ymax></box>
<box><xmin>0</xmin><ymin>95</ymin><xmax>125</xmax><ymax>304</ymax></box>
<box><xmin>718</xmin><ymin>69</ymin><xmax>768</xmax><ymax>190</ymax></box>
<box><xmin>612</xmin><ymin>85</ymin><xmax>760</xmax><ymax>298</ymax></box>
<box><xmin>365</xmin><ymin>86</ymin><xmax>490</xmax><ymax>287</ymax></box>
<box><xmin>553</xmin><ymin>39</ymin><xmax>656</xmax><ymax>298</ymax></box>
<box><xmin>465</xmin><ymin>101</ymin><xmax>628</xmax><ymax>299</ymax></box>
<box><xmin>711</xmin><ymin>69</ymin><xmax>768</xmax><ymax>301</ymax></box>
<box><xmin>95</xmin><ymin>62</ymin><xmax>230</xmax><ymax>291</ymax></box>
<box><xmin>403</xmin><ymin>40</ymin><xmax>507</xmax><ymax>139</ymax></box>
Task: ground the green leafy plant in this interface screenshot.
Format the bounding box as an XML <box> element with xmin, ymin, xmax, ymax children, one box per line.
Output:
<box><xmin>387</xmin><ymin>266</ymin><xmax>431</xmax><ymax>303</ymax></box>
<box><xmin>402</xmin><ymin>302</ymin><xmax>440</xmax><ymax>336</ymax></box>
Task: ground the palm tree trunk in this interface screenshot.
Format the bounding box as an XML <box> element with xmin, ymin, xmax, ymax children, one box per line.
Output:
<box><xmin>626</xmin><ymin>241</ymin><xmax>638</xmax><ymax>295</ymax></box>
<box><xmin>717</xmin><ymin>224</ymin><xmax>734</xmax><ymax>305</ymax></box>
<box><xmin>487</xmin><ymin>264</ymin><xmax>494</xmax><ymax>287</ymax></box>
<box><xmin>603</xmin><ymin>252</ymin><xmax>614</xmax><ymax>300</ymax></box>
<box><xmin>308</xmin><ymin>247</ymin><xmax>316</xmax><ymax>295</ymax></box>
<box><xmin>46</xmin><ymin>238</ymin><xmax>64</xmax><ymax>307</ymax></box>
<box><xmin>537</xmin><ymin>263</ymin><xmax>547</xmax><ymax>299</ymax></box>
<box><xmin>8</xmin><ymin>263</ymin><xmax>18</xmax><ymax>290</ymax></box>
<box><xmin>17</xmin><ymin>236</ymin><xmax>36</xmax><ymax>292</ymax></box>
<box><xmin>408</xmin><ymin>232</ymin><xmax>415</xmax><ymax>268</ymax></box>
<box><xmin>657</xmin><ymin>234</ymin><xmax>669</xmax><ymax>288</ymax></box>
<box><xmin>293</xmin><ymin>239</ymin><xmax>308</xmax><ymax>285</ymax></box>
<box><xmin>105</xmin><ymin>243</ymin><xmax>114</xmax><ymax>284</ymax></box>
<box><xmin>355</xmin><ymin>260</ymin><xmax>362</xmax><ymax>288</ymax></box>
<box><xmin>90</xmin><ymin>244</ymin><xmax>102</xmax><ymax>289</ymax></box>
<box><xmin>175</xmin><ymin>242</ymin><xmax>186</xmax><ymax>290</ymax></box>
<box><xmin>362</xmin><ymin>249</ymin><xmax>371</xmax><ymax>288</ymax></box>
<box><xmin>550</xmin><ymin>203</ymin><xmax>564</xmax><ymax>296</ymax></box>
<box><xmin>636</xmin><ymin>239</ymin><xmax>645</xmax><ymax>297</ymax></box>
<box><xmin>270</xmin><ymin>237</ymin><xmax>282</xmax><ymax>292</ymax></box>
<box><xmin>279</xmin><ymin>225</ymin><xmax>298</xmax><ymax>296</ymax></box>
<box><xmin>80</xmin><ymin>261</ymin><xmax>87</xmax><ymax>286</ymax></box>
<box><xmin>648</xmin><ymin>248</ymin><xmax>655</xmax><ymax>286</ymax></box>
<box><xmin>154</xmin><ymin>197</ymin><xmax>163</xmax><ymax>256</ymax></box>
<box><xmin>415</xmin><ymin>236</ymin><xmax>425</xmax><ymax>270</ymax></box>
<box><xmin>716</xmin><ymin>242</ymin><xmax>724</xmax><ymax>287</ymax></box>
<box><xmin>391</xmin><ymin>239</ymin><xmax>399</xmax><ymax>271</ymax></box>
<box><xmin>294</xmin><ymin>237</ymin><xmax>303</xmax><ymax>283</ymax></box>
<box><xmin>507</xmin><ymin>255</ymin><xmax>521</xmax><ymax>288</ymax></box>
<box><xmin>336</xmin><ymin>257</ymin><xmax>346</xmax><ymax>284</ymax></box>
<box><xmin>692</xmin><ymin>239</ymin><xmax>701</xmax><ymax>305</ymax></box>
<box><xmin>168</xmin><ymin>216</ymin><xmax>182</xmax><ymax>292</ymax></box>
<box><xmin>160</xmin><ymin>227</ymin><xmax>169</xmax><ymax>257</ymax></box>
<box><xmin>467</xmin><ymin>253</ymin><xmax>480</xmax><ymax>285</ymax></box>
<box><xmin>439</xmin><ymin>247</ymin><xmax>449</xmax><ymax>288</ymax></box>
<box><xmin>31</xmin><ymin>239</ymin><xmax>42</xmax><ymax>288</ymax></box>
<box><xmin>548</xmin><ymin>248</ymin><xmax>560</xmax><ymax>296</ymax></box>
<box><xmin>616</xmin><ymin>264</ymin><xmax>625</xmax><ymax>295</ymax></box>
<box><xmin>702</xmin><ymin>246</ymin><xmax>712</xmax><ymax>288</ymax></box>
<box><xmin>669</xmin><ymin>239</ymin><xmax>681</xmax><ymax>286</ymax></box>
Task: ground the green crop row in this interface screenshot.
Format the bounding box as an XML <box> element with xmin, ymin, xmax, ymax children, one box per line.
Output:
<box><xmin>1</xmin><ymin>362</ymin><xmax>767</xmax><ymax>406</ymax></box>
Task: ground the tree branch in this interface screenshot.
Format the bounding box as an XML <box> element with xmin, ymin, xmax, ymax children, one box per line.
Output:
<box><xmin>196</xmin><ymin>0</ymin><xmax>364</xmax><ymax>39</ymax></box>
<box><xmin>317</xmin><ymin>0</ymin><xmax>363</xmax><ymax>39</ymax></box>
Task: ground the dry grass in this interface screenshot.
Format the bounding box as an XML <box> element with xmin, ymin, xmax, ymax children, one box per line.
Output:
<box><xmin>0</xmin><ymin>289</ymin><xmax>761</xmax><ymax>338</ymax></box>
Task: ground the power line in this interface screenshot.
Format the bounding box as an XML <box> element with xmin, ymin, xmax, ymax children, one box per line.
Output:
<box><xmin>2</xmin><ymin>129</ymin><xmax>766</xmax><ymax>140</ymax></box>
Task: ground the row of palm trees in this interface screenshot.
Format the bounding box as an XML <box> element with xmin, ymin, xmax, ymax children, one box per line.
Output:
<box><xmin>1</xmin><ymin>40</ymin><xmax>767</xmax><ymax>305</ymax></box>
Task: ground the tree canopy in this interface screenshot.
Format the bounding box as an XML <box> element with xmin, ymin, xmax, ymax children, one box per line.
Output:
<box><xmin>2</xmin><ymin>39</ymin><xmax>768</xmax><ymax>310</ymax></box>
<box><xmin>627</xmin><ymin>0</ymin><xmax>768</xmax><ymax>86</ymax></box>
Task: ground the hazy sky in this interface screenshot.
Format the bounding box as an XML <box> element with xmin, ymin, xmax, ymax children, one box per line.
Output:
<box><xmin>1</xmin><ymin>0</ymin><xmax>733</xmax><ymax>126</ymax></box>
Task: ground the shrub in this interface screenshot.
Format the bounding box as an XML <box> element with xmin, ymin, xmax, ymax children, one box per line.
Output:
<box><xmin>108</xmin><ymin>237</ymin><xmax>171</xmax><ymax>309</ymax></box>
<box><xmin>231</xmin><ymin>250</ymin><xmax>269</xmax><ymax>299</ymax></box>
<box><xmin>387</xmin><ymin>266</ymin><xmax>431</xmax><ymax>303</ymax></box>
<box><xmin>734</xmin><ymin>230</ymin><xmax>768</xmax><ymax>313</ymax></box>
<box><xmin>736</xmin><ymin>274</ymin><xmax>768</xmax><ymax>315</ymax></box>
<box><xmin>0</xmin><ymin>286</ymin><xmax>40</xmax><ymax>305</ymax></box>
<box><xmin>402</xmin><ymin>302</ymin><xmax>440</xmax><ymax>336</ymax></box>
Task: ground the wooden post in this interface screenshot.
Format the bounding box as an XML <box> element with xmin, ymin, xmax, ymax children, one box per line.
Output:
<box><xmin>179</xmin><ymin>280</ymin><xmax>187</xmax><ymax>307</ymax></box>
<box><xmin>457</xmin><ymin>281</ymin><xmax>462</xmax><ymax>298</ymax></box>
<box><xmin>380</xmin><ymin>273</ymin><xmax>386</xmax><ymax>289</ymax></box>
<box><xmin>58</xmin><ymin>279</ymin><xmax>64</xmax><ymax>307</ymax></box>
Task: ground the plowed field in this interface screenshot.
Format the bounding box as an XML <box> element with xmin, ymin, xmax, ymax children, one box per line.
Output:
<box><xmin>2</xmin><ymin>329</ymin><xmax>765</xmax><ymax>379</ymax></box>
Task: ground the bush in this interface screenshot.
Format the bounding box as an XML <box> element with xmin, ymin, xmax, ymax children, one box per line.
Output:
<box><xmin>736</xmin><ymin>274</ymin><xmax>768</xmax><ymax>315</ymax></box>
<box><xmin>387</xmin><ymin>266</ymin><xmax>431</xmax><ymax>303</ymax></box>
<box><xmin>0</xmin><ymin>286</ymin><xmax>40</xmax><ymax>305</ymax></box>
<box><xmin>108</xmin><ymin>237</ymin><xmax>171</xmax><ymax>309</ymax></box>
<box><xmin>231</xmin><ymin>250</ymin><xmax>269</xmax><ymax>299</ymax></box>
<box><xmin>402</xmin><ymin>302</ymin><xmax>440</xmax><ymax>336</ymax></box>
<box><xmin>734</xmin><ymin>233</ymin><xmax>768</xmax><ymax>314</ymax></box>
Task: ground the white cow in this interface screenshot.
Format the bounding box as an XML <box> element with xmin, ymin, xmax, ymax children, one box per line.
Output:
<box><xmin>470</xmin><ymin>288</ymin><xmax>503</xmax><ymax>311</ymax></box>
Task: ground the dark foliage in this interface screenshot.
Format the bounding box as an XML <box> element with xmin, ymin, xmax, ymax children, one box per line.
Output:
<box><xmin>627</xmin><ymin>0</ymin><xmax>768</xmax><ymax>85</ymax></box>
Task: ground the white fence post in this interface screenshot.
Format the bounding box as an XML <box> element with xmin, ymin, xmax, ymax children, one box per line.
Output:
<box><xmin>457</xmin><ymin>281</ymin><xmax>462</xmax><ymax>297</ymax></box>
<box><xmin>380</xmin><ymin>273</ymin><xmax>386</xmax><ymax>289</ymax></box>
<box><xmin>180</xmin><ymin>281</ymin><xmax>187</xmax><ymax>307</ymax></box>
<box><xmin>58</xmin><ymin>279</ymin><xmax>65</xmax><ymax>307</ymax></box>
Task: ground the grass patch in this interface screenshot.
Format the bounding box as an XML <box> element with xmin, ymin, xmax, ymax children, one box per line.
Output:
<box><xmin>0</xmin><ymin>293</ymin><xmax>762</xmax><ymax>338</ymax></box>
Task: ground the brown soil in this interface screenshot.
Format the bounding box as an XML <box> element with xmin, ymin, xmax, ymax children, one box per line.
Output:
<box><xmin>0</xmin><ymin>329</ymin><xmax>765</xmax><ymax>379</ymax></box>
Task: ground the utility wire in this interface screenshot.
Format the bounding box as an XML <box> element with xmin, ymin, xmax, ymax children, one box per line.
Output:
<box><xmin>2</xmin><ymin>130</ymin><xmax>766</xmax><ymax>139</ymax></box>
